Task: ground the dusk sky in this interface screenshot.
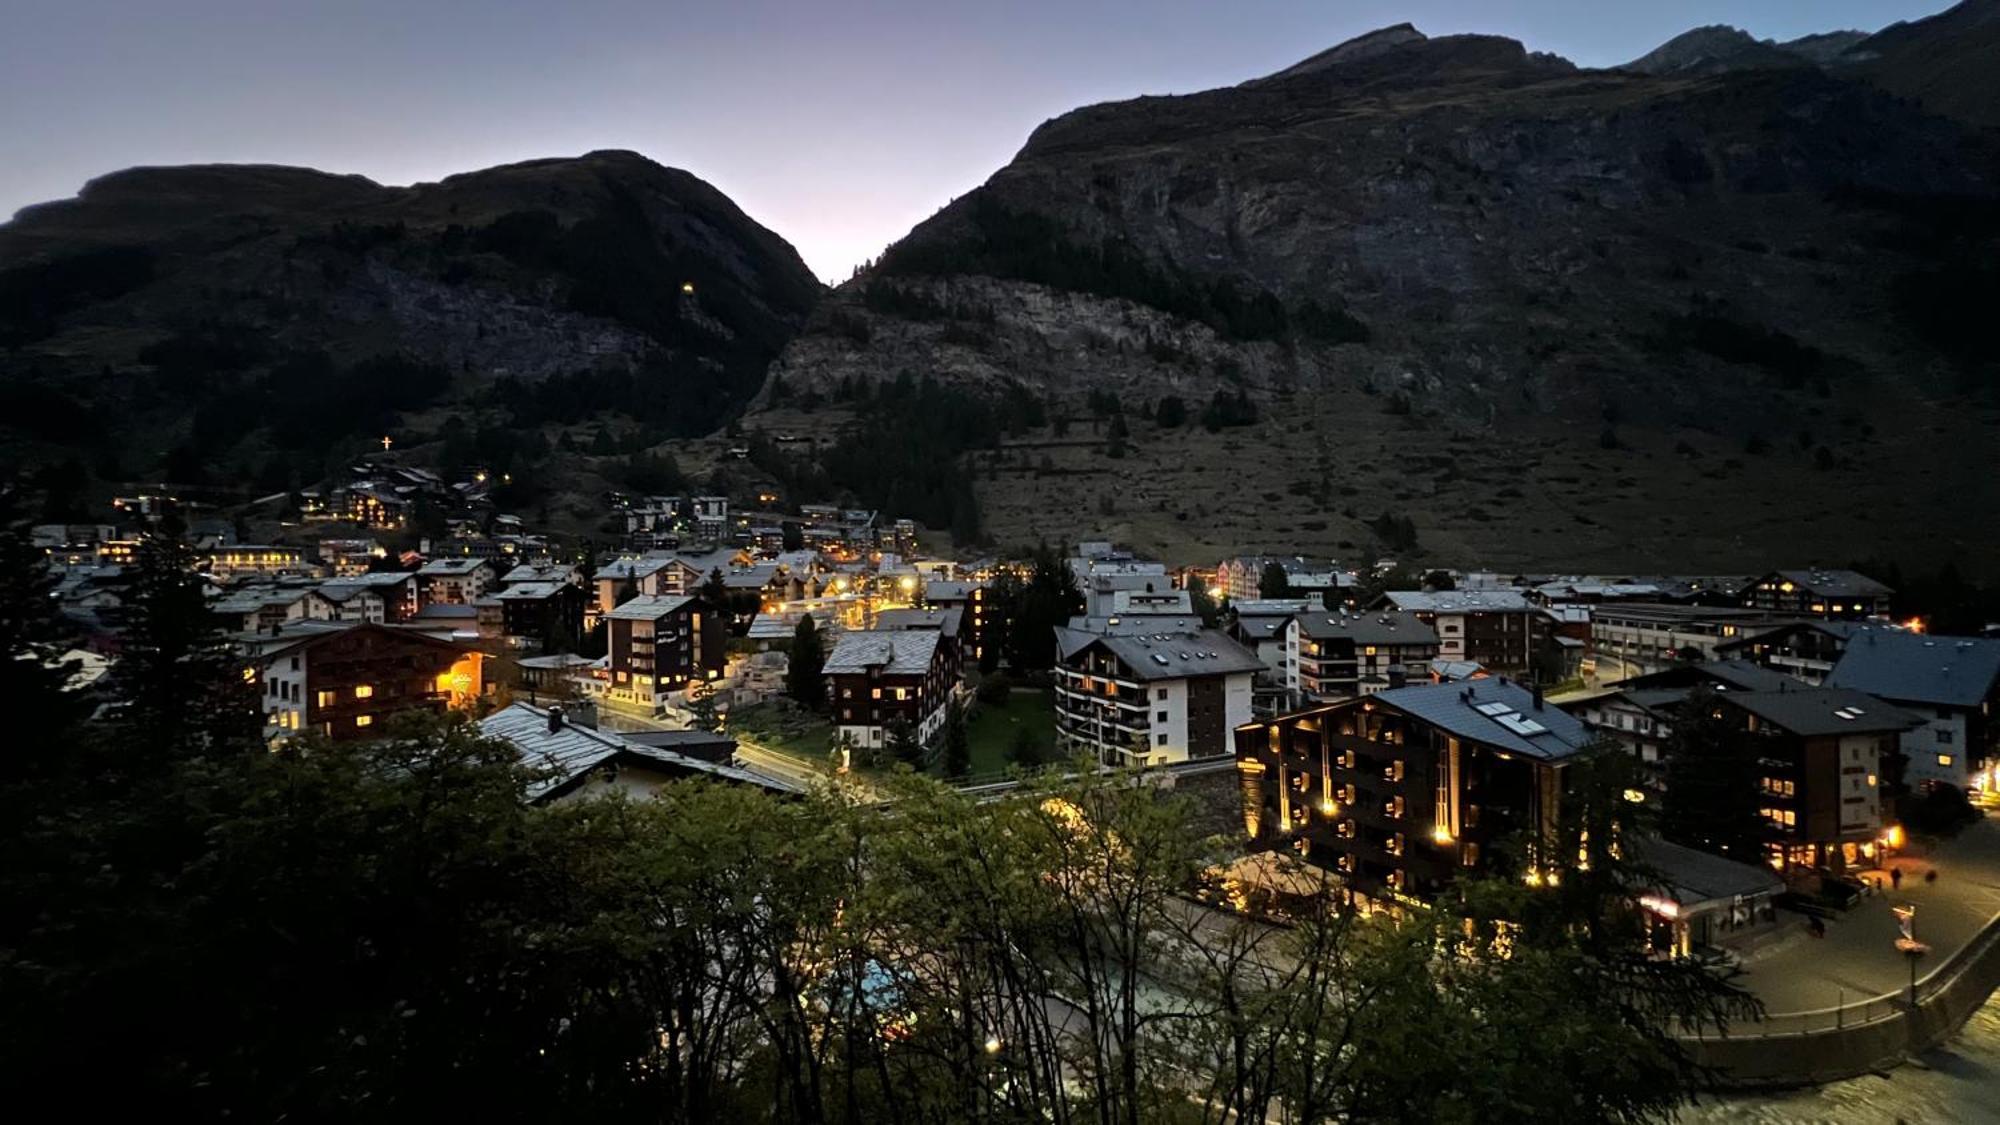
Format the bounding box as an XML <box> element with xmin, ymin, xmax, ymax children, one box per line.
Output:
<box><xmin>0</xmin><ymin>0</ymin><xmax>1953</xmax><ymax>281</ymax></box>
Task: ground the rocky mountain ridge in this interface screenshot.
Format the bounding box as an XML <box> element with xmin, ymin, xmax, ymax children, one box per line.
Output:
<box><xmin>0</xmin><ymin>150</ymin><xmax>822</xmax><ymax>490</ymax></box>
<box><xmin>758</xmin><ymin>8</ymin><xmax>2000</xmax><ymax>570</ymax></box>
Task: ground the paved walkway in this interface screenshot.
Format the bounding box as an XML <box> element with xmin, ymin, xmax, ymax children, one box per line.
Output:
<box><xmin>1733</xmin><ymin>816</ymin><xmax>2000</xmax><ymax>1014</ymax></box>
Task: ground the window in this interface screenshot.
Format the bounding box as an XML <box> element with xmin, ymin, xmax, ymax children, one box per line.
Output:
<box><xmin>1936</xmin><ymin>729</ymin><xmax>1955</xmax><ymax>745</ymax></box>
<box><xmin>1155</xmin><ymin>733</ymin><xmax>1167</xmax><ymax>746</ymax></box>
<box><xmin>316</xmin><ymin>690</ymin><xmax>336</xmax><ymax>708</ymax></box>
<box><xmin>1156</xmin><ymin>710</ymin><xmax>1168</xmax><ymax>723</ymax></box>
<box><xmin>894</xmin><ymin>688</ymin><xmax>909</xmax><ymax>701</ymax></box>
<box><xmin>842</xmin><ymin>688</ymin><xmax>853</xmax><ymax>699</ymax></box>
<box><xmin>355</xmin><ymin>715</ymin><xmax>374</xmax><ymax>728</ymax></box>
<box><xmin>1156</xmin><ymin>689</ymin><xmax>1168</xmax><ymax>701</ymax></box>
<box><xmin>1938</xmin><ymin>754</ymin><xmax>1955</xmax><ymax>767</ymax></box>
<box><xmin>354</xmin><ymin>685</ymin><xmax>375</xmax><ymax>699</ymax></box>
<box><xmin>290</xmin><ymin>657</ymin><xmax>300</xmax><ymax>671</ymax></box>
<box><xmin>871</xmin><ymin>688</ymin><xmax>882</xmax><ymax>700</ymax></box>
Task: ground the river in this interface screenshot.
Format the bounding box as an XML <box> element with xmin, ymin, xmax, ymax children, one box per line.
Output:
<box><xmin>1679</xmin><ymin>991</ymin><xmax>2000</xmax><ymax>1124</ymax></box>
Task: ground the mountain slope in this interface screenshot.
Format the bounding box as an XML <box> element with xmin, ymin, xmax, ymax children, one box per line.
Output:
<box><xmin>0</xmin><ymin>151</ymin><xmax>822</xmax><ymax>492</ymax></box>
<box><xmin>1845</xmin><ymin>0</ymin><xmax>2000</xmax><ymax>128</ymax></box>
<box><xmin>760</xmin><ymin>23</ymin><xmax>2000</xmax><ymax>573</ymax></box>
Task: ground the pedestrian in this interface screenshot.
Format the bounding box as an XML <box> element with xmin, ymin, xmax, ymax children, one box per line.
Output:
<box><xmin>1892</xmin><ymin>866</ymin><xmax>1903</xmax><ymax>890</ymax></box>
<box><xmin>1925</xmin><ymin>869</ymin><xmax>1938</xmax><ymax>885</ymax></box>
<box><xmin>1810</xmin><ymin>915</ymin><xmax>1826</xmax><ymax>939</ymax></box>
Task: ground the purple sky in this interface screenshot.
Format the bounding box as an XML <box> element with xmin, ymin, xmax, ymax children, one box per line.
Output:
<box><xmin>0</xmin><ymin>0</ymin><xmax>1953</xmax><ymax>281</ymax></box>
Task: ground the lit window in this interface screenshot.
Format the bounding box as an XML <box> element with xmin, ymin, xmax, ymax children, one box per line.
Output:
<box><xmin>316</xmin><ymin>690</ymin><xmax>336</xmax><ymax>708</ymax></box>
<box><xmin>1867</xmin><ymin>774</ymin><xmax>1878</xmax><ymax>787</ymax></box>
<box><xmin>356</xmin><ymin>715</ymin><xmax>373</xmax><ymax>728</ymax></box>
<box><xmin>871</xmin><ymin>688</ymin><xmax>882</xmax><ymax>700</ymax></box>
<box><xmin>1938</xmin><ymin>754</ymin><xmax>1954</xmax><ymax>767</ymax></box>
<box><xmin>354</xmin><ymin>685</ymin><xmax>374</xmax><ymax>699</ymax></box>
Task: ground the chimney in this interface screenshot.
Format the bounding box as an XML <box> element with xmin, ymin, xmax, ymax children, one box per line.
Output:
<box><xmin>1532</xmin><ymin>684</ymin><xmax>1544</xmax><ymax>711</ymax></box>
<box><xmin>547</xmin><ymin>705</ymin><xmax>565</xmax><ymax>734</ymax></box>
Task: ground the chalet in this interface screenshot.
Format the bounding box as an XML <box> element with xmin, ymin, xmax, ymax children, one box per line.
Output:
<box><xmin>1743</xmin><ymin>570</ymin><xmax>1893</xmax><ymax>620</ymax></box>
<box><xmin>1296</xmin><ymin>610</ymin><xmax>1440</xmax><ymax>703</ymax></box>
<box><xmin>205</xmin><ymin>544</ymin><xmax>315</xmax><ymax>582</ymax></box>
<box><xmin>1713</xmin><ymin>619</ymin><xmax>1882</xmax><ymax>684</ymax></box>
<box><xmin>1051</xmin><ymin>619</ymin><xmax>1261</xmax><ymax>766</ymax></box>
<box><xmin>872</xmin><ymin>605</ymin><xmax>967</xmax><ymax>684</ymax></box>
<box><xmin>827</xmin><ymin>629</ymin><xmax>958</xmax><ymax>749</ymax></box>
<box><xmin>1705</xmin><ymin>687</ymin><xmax>1921</xmax><ymax>874</ymax></box>
<box><xmin>1235</xmin><ymin>678</ymin><xmax>1598</xmax><ymax>903</ymax></box>
<box><xmin>1377</xmin><ymin>590</ymin><xmax>1554</xmax><ymax>678</ymax></box>
<box><xmin>319</xmin><ymin>571</ymin><xmax>421</xmax><ymax>622</ymax></box>
<box><xmin>479</xmin><ymin>703</ymin><xmax>793</xmax><ymax>804</ymax></box>
<box><xmin>418</xmin><ymin>557</ymin><xmax>501</xmax><ymax>606</ymax></box>
<box><xmin>1566</xmin><ymin>659</ymin><xmax>1807</xmax><ymax>775</ymax></box>
<box><xmin>1827</xmin><ymin>632</ymin><xmax>2000</xmax><ymax>794</ymax></box>
<box><xmin>489</xmin><ymin>581</ymin><xmax>586</xmax><ymax>651</ymax></box>
<box><xmin>604</xmin><ymin>595</ymin><xmax>724</xmax><ymax>713</ymax></box>
<box><xmin>250</xmin><ymin>623</ymin><xmax>484</xmax><ymax>741</ymax></box>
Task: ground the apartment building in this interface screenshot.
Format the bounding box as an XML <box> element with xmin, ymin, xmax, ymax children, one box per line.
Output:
<box><xmin>1742</xmin><ymin>570</ymin><xmax>1893</xmax><ymax>620</ymax></box>
<box><xmin>1827</xmin><ymin>631</ymin><xmax>2000</xmax><ymax>793</ymax></box>
<box><xmin>1296</xmin><ymin>610</ymin><xmax>1440</xmax><ymax>702</ymax></box>
<box><xmin>827</xmin><ymin>630</ymin><xmax>958</xmax><ymax>749</ymax></box>
<box><xmin>252</xmin><ymin>623</ymin><xmax>484</xmax><ymax>741</ymax></box>
<box><xmin>1234</xmin><ymin>678</ymin><xmax>1597</xmax><ymax>902</ymax></box>
<box><xmin>1051</xmin><ymin>619</ymin><xmax>1260</xmax><ymax>766</ymax></box>
<box><xmin>604</xmin><ymin>595</ymin><xmax>724</xmax><ymax>713</ymax></box>
<box><xmin>1378</xmin><ymin>590</ymin><xmax>1553</xmax><ymax>678</ymax></box>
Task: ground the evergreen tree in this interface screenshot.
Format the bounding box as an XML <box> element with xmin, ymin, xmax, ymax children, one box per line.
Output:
<box><xmin>940</xmin><ymin>704</ymin><xmax>970</xmax><ymax>778</ymax></box>
<box><xmin>885</xmin><ymin>717</ymin><xmax>922</xmax><ymax>766</ymax></box>
<box><xmin>0</xmin><ymin>489</ymin><xmax>83</xmax><ymax>786</ymax></box>
<box><xmin>1010</xmin><ymin>725</ymin><xmax>1048</xmax><ymax>768</ymax></box>
<box><xmin>1258</xmin><ymin>561</ymin><xmax>1293</xmax><ymax>599</ymax></box>
<box><xmin>1659</xmin><ymin>689</ymin><xmax>1770</xmax><ymax>864</ymax></box>
<box><xmin>1000</xmin><ymin>544</ymin><xmax>1083</xmax><ymax>672</ymax></box>
<box><xmin>114</xmin><ymin>518</ymin><xmax>261</xmax><ymax>767</ymax></box>
<box><xmin>698</xmin><ymin>567</ymin><xmax>728</xmax><ymax>611</ymax></box>
<box><xmin>1188</xmin><ymin>582</ymin><xmax>1222</xmax><ymax>628</ymax></box>
<box><xmin>685</xmin><ymin>679</ymin><xmax>722</xmax><ymax>733</ymax></box>
<box><xmin>785</xmin><ymin>614</ymin><xmax>825</xmax><ymax>709</ymax></box>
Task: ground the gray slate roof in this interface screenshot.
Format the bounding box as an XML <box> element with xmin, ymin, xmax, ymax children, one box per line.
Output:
<box><xmin>606</xmin><ymin>594</ymin><xmax>696</xmax><ymax>621</ymax></box>
<box><xmin>1630</xmin><ymin>836</ymin><xmax>1785</xmax><ymax>909</ymax></box>
<box><xmin>1297</xmin><ymin>610</ymin><xmax>1438</xmax><ymax>645</ymax></box>
<box><xmin>478</xmin><ymin>703</ymin><xmax>796</xmax><ymax>801</ymax></box>
<box><xmin>1826</xmin><ymin>632</ymin><xmax>2000</xmax><ymax>709</ymax></box>
<box><xmin>1759</xmin><ymin>569</ymin><xmax>1893</xmax><ymax>598</ymax></box>
<box><xmin>1054</xmin><ymin>625</ymin><xmax>1265</xmax><ymax>682</ymax></box>
<box><xmin>1373</xmin><ymin>678</ymin><xmax>1595</xmax><ymax>760</ymax></box>
<box><xmin>1722</xmin><ymin>688</ymin><xmax>1922</xmax><ymax>736</ymax></box>
<box><xmin>874</xmin><ymin>607</ymin><xmax>964</xmax><ymax>639</ymax></box>
<box><xmin>824</xmin><ymin>630</ymin><xmax>943</xmax><ymax>676</ymax></box>
<box><xmin>1384</xmin><ymin>590</ymin><xmax>1534</xmax><ymax>613</ymax></box>
<box><xmin>419</xmin><ymin>557</ymin><xmax>493</xmax><ymax>576</ymax></box>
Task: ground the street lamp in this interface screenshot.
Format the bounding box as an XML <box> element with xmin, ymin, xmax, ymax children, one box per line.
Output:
<box><xmin>1893</xmin><ymin>903</ymin><xmax>1930</xmax><ymax>1004</ymax></box>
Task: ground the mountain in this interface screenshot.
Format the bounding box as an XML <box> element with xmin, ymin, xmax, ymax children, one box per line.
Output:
<box><xmin>1621</xmin><ymin>26</ymin><xmax>1866</xmax><ymax>75</ymax></box>
<box><xmin>0</xmin><ymin>150</ymin><xmax>822</xmax><ymax>496</ymax></box>
<box><xmin>1846</xmin><ymin>0</ymin><xmax>2000</xmax><ymax>128</ymax></box>
<box><xmin>759</xmin><ymin>20</ymin><xmax>2000</xmax><ymax>573</ymax></box>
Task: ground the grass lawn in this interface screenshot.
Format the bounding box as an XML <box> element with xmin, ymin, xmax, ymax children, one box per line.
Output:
<box><xmin>727</xmin><ymin>699</ymin><xmax>836</xmax><ymax>764</ymax></box>
<box><xmin>962</xmin><ymin>689</ymin><xmax>1055</xmax><ymax>778</ymax></box>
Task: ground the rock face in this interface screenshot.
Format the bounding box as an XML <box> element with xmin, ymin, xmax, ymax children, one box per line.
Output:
<box><xmin>761</xmin><ymin>19</ymin><xmax>2000</xmax><ymax>569</ymax></box>
<box><xmin>0</xmin><ymin>150</ymin><xmax>822</xmax><ymax>476</ymax></box>
<box><xmin>1620</xmin><ymin>26</ymin><xmax>1864</xmax><ymax>75</ymax></box>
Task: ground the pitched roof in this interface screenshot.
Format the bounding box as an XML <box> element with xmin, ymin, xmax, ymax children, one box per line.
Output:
<box><xmin>418</xmin><ymin>557</ymin><xmax>493</xmax><ymax>576</ymax></box>
<box><xmin>477</xmin><ymin>703</ymin><xmax>796</xmax><ymax>801</ymax></box>
<box><xmin>1383</xmin><ymin>589</ymin><xmax>1533</xmax><ymax>613</ymax></box>
<box><xmin>1630</xmin><ymin>836</ymin><xmax>1785</xmax><ymax>910</ymax></box>
<box><xmin>605</xmin><ymin>594</ymin><xmax>696</xmax><ymax>621</ymax></box>
<box><xmin>1757</xmin><ymin>569</ymin><xmax>1893</xmax><ymax>598</ymax></box>
<box><xmin>497</xmin><ymin>580</ymin><xmax>571</xmax><ymax>601</ymax></box>
<box><xmin>824</xmin><ymin>630</ymin><xmax>943</xmax><ymax>676</ymax></box>
<box><xmin>1720</xmin><ymin>688</ymin><xmax>1922</xmax><ymax>736</ymax></box>
<box><xmin>1614</xmin><ymin>659</ymin><xmax>1804</xmax><ymax>694</ymax></box>
<box><xmin>924</xmin><ymin>580</ymin><xmax>976</xmax><ymax>601</ymax></box>
<box><xmin>1826</xmin><ymin>632</ymin><xmax>2000</xmax><ymax>709</ymax></box>
<box><xmin>873</xmin><ymin>607</ymin><xmax>964</xmax><ymax>639</ymax></box>
<box><xmin>1372</xmin><ymin>678</ymin><xmax>1595</xmax><ymax>760</ymax></box>
<box><xmin>1296</xmin><ymin>610</ymin><xmax>1438</xmax><ymax>645</ymax></box>
<box><xmin>1054</xmin><ymin>625</ymin><xmax>1265</xmax><ymax>682</ymax></box>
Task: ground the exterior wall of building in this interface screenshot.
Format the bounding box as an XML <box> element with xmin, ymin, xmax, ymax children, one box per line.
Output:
<box><xmin>260</xmin><ymin>651</ymin><xmax>309</xmax><ymax>734</ymax></box>
<box><xmin>1901</xmin><ymin>707</ymin><xmax>1972</xmax><ymax>790</ymax></box>
<box><xmin>1589</xmin><ymin>613</ymin><xmax>1762</xmax><ymax>680</ymax></box>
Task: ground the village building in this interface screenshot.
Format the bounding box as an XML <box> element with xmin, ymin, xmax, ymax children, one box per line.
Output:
<box><xmin>1052</xmin><ymin>619</ymin><xmax>1261</xmax><ymax>766</ymax></box>
<box><xmin>1234</xmin><ymin>678</ymin><xmax>1597</xmax><ymax>903</ymax></box>
<box><xmin>827</xmin><ymin>629</ymin><xmax>958</xmax><ymax>750</ymax></box>
<box><xmin>250</xmin><ymin>623</ymin><xmax>484</xmax><ymax>741</ymax></box>
<box><xmin>1742</xmin><ymin>569</ymin><xmax>1894</xmax><ymax>620</ymax></box>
